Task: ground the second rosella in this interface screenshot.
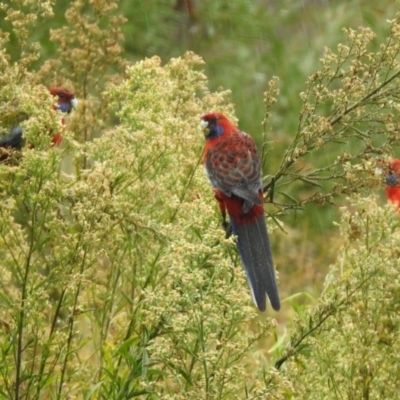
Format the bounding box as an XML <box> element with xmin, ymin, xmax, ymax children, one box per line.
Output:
<box><xmin>201</xmin><ymin>112</ymin><xmax>280</xmax><ymax>311</ymax></box>
<box><xmin>0</xmin><ymin>87</ymin><xmax>77</xmax><ymax>158</ymax></box>
<box><xmin>377</xmin><ymin>158</ymin><xmax>400</xmax><ymax>207</ymax></box>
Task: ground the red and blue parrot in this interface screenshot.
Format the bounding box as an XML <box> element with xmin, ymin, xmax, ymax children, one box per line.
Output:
<box><xmin>377</xmin><ymin>158</ymin><xmax>400</xmax><ymax>208</ymax></box>
<box><xmin>201</xmin><ymin>112</ymin><xmax>280</xmax><ymax>311</ymax></box>
<box><xmin>0</xmin><ymin>87</ymin><xmax>77</xmax><ymax>155</ymax></box>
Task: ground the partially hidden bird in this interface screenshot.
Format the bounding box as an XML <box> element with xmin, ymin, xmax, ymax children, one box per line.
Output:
<box><xmin>201</xmin><ymin>112</ymin><xmax>280</xmax><ymax>311</ymax></box>
<box><xmin>0</xmin><ymin>87</ymin><xmax>77</xmax><ymax>161</ymax></box>
<box><xmin>377</xmin><ymin>158</ymin><xmax>400</xmax><ymax>207</ymax></box>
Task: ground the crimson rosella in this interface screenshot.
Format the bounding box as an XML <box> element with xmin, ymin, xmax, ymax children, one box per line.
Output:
<box><xmin>0</xmin><ymin>87</ymin><xmax>77</xmax><ymax>156</ymax></box>
<box><xmin>201</xmin><ymin>112</ymin><xmax>280</xmax><ymax>311</ymax></box>
<box><xmin>377</xmin><ymin>158</ymin><xmax>400</xmax><ymax>207</ymax></box>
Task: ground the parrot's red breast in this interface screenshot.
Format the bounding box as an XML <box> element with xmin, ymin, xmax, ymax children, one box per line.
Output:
<box><xmin>201</xmin><ymin>112</ymin><xmax>280</xmax><ymax>311</ymax></box>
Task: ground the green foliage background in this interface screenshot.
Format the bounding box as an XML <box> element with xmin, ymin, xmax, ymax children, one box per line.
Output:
<box><xmin>1</xmin><ymin>0</ymin><xmax>400</xmax><ymax>398</ymax></box>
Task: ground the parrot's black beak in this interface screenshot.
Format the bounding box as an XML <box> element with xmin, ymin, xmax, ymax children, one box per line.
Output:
<box><xmin>200</xmin><ymin>119</ymin><xmax>209</xmax><ymax>137</ymax></box>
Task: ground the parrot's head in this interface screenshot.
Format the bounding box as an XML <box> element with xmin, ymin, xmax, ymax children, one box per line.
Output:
<box><xmin>386</xmin><ymin>159</ymin><xmax>400</xmax><ymax>187</ymax></box>
<box><xmin>200</xmin><ymin>112</ymin><xmax>235</xmax><ymax>140</ymax></box>
<box><xmin>376</xmin><ymin>158</ymin><xmax>400</xmax><ymax>187</ymax></box>
<box><xmin>49</xmin><ymin>87</ymin><xmax>78</xmax><ymax>114</ymax></box>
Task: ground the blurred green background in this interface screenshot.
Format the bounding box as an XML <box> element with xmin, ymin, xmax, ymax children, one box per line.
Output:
<box><xmin>1</xmin><ymin>0</ymin><xmax>397</xmax><ymax>303</ymax></box>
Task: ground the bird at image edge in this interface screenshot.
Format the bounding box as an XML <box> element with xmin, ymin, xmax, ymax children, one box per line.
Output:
<box><xmin>201</xmin><ymin>111</ymin><xmax>280</xmax><ymax>312</ymax></box>
<box><xmin>377</xmin><ymin>158</ymin><xmax>400</xmax><ymax>208</ymax></box>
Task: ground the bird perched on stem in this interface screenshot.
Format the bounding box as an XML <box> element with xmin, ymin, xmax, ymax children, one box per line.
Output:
<box><xmin>201</xmin><ymin>111</ymin><xmax>280</xmax><ymax>311</ymax></box>
<box><xmin>0</xmin><ymin>87</ymin><xmax>77</xmax><ymax>162</ymax></box>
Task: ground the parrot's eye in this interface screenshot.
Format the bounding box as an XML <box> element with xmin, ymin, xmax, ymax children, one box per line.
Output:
<box><xmin>58</xmin><ymin>93</ymin><xmax>66</xmax><ymax>100</ymax></box>
<box><xmin>211</xmin><ymin>116</ymin><xmax>219</xmax><ymax>124</ymax></box>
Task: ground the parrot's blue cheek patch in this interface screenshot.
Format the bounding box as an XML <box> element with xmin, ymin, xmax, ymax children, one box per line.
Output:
<box><xmin>57</xmin><ymin>103</ymin><xmax>72</xmax><ymax>113</ymax></box>
<box><xmin>208</xmin><ymin>125</ymin><xmax>224</xmax><ymax>139</ymax></box>
<box><xmin>215</xmin><ymin>125</ymin><xmax>224</xmax><ymax>136</ymax></box>
<box><xmin>386</xmin><ymin>173</ymin><xmax>399</xmax><ymax>187</ymax></box>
